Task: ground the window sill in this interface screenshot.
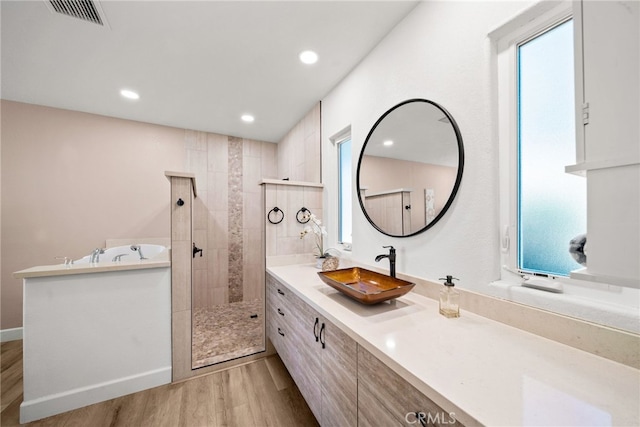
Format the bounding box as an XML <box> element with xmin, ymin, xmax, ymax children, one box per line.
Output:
<box><xmin>489</xmin><ymin>276</ymin><xmax>640</xmax><ymax>334</ymax></box>
<box><xmin>570</xmin><ymin>267</ymin><xmax>640</xmax><ymax>288</ymax></box>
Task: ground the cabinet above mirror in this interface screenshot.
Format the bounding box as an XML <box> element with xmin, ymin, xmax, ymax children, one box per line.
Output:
<box><xmin>356</xmin><ymin>99</ymin><xmax>464</xmax><ymax>237</ymax></box>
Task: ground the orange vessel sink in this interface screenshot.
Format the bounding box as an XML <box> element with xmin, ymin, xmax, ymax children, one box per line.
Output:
<box><xmin>317</xmin><ymin>267</ymin><xmax>415</xmax><ymax>304</ymax></box>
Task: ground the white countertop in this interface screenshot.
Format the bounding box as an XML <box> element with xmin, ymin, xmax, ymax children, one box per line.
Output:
<box><xmin>14</xmin><ymin>258</ymin><xmax>170</xmax><ymax>279</ymax></box>
<box><xmin>267</xmin><ymin>263</ymin><xmax>640</xmax><ymax>426</ymax></box>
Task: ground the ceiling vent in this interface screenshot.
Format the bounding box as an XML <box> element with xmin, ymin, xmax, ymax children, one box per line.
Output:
<box><xmin>45</xmin><ymin>0</ymin><xmax>107</xmax><ymax>26</ymax></box>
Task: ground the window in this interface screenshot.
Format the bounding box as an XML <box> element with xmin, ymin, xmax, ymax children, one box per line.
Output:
<box><xmin>516</xmin><ymin>19</ymin><xmax>586</xmax><ymax>277</ymax></box>
<box><xmin>494</xmin><ymin>3</ymin><xmax>586</xmax><ymax>279</ymax></box>
<box><xmin>338</xmin><ymin>138</ymin><xmax>352</xmax><ymax>245</ymax></box>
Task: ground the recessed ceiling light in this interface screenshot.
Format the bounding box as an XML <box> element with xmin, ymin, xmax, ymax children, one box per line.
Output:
<box><xmin>299</xmin><ymin>50</ymin><xmax>318</xmax><ymax>65</ymax></box>
<box><xmin>383</xmin><ymin>140</ymin><xmax>394</xmax><ymax>146</ymax></box>
<box><xmin>120</xmin><ymin>89</ymin><xmax>139</xmax><ymax>100</ymax></box>
<box><xmin>241</xmin><ymin>114</ymin><xmax>255</xmax><ymax>123</ymax></box>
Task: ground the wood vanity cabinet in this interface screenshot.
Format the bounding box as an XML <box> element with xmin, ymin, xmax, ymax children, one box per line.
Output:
<box><xmin>357</xmin><ymin>346</ymin><xmax>463</xmax><ymax>427</ymax></box>
<box><xmin>266</xmin><ymin>274</ymin><xmax>358</xmax><ymax>426</ymax></box>
<box><xmin>267</xmin><ymin>273</ymin><xmax>459</xmax><ymax>427</ymax></box>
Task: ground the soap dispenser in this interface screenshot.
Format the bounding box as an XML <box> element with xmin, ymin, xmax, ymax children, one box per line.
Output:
<box><xmin>439</xmin><ymin>275</ymin><xmax>460</xmax><ymax>318</ymax></box>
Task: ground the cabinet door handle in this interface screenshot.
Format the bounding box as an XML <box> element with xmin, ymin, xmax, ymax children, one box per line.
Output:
<box><xmin>313</xmin><ymin>317</ymin><xmax>319</xmax><ymax>341</ymax></box>
<box><xmin>416</xmin><ymin>412</ymin><xmax>427</xmax><ymax>427</ymax></box>
<box><xmin>319</xmin><ymin>322</ymin><xmax>326</xmax><ymax>349</ymax></box>
<box><xmin>278</xmin><ymin>327</ymin><xmax>285</xmax><ymax>337</ymax></box>
<box><xmin>277</xmin><ymin>289</ymin><xmax>285</xmax><ymax>296</ymax></box>
<box><xmin>277</xmin><ymin>308</ymin><xmax>285</xmax><ymax>316</ymax></box>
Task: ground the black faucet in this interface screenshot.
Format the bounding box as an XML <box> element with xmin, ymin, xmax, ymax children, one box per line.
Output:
<box><xmin>375</xmin><ymin>245</ymin><xmax>396</xmax><ymax>278</ymax></box>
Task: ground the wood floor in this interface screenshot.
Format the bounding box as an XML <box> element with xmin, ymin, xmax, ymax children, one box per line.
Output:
<box><xmin>0</xmin><ymin>340</ymin><xmax>319</xmax><ymax>427</ymax></box>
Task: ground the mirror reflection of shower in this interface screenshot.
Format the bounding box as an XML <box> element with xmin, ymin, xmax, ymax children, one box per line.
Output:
<box><xmin>188</xmin><ymin>133</ymin><xmax>271</xmax><ymax>369</ymax></box>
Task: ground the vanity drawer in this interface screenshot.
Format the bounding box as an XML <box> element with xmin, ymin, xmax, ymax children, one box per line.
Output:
<box><xmin>358</xmin><ymin>346</ymin><xmax>463</xmax><ymax>427</ymax></box>
<box><xmin>358</xmin><ymin>382</ymin><xmax>403</xmax><ymax>427</ymax></box>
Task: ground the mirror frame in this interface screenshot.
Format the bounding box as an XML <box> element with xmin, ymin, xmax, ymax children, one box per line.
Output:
<box><xmin>356</xmin><ymin>98</ymin><xmax>465</xmax><ymax>237</ymax></box>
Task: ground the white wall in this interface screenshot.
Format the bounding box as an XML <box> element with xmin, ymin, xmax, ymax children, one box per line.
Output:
<box><xmin>323</xmin><ymin>1</ymin><xmax>534</xmax><ymax>289</ymax></box>
<box><xmin>21</xmin><ymin>268</ymin><xmax>171</xmax><ymax>422</ymax></box>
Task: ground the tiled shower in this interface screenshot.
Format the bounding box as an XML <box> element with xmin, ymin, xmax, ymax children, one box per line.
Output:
<box><xmin>182</xmin><ymin>103</ymin><xmax>321</xmax><ymax>370</ymax></box>
<box><xmin>185</xmin><ymin>130</ymin><xmax>277</xmax><ymax>368</ymax></box>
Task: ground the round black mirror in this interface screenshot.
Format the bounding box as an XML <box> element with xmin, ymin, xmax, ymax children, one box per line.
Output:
<box><xmin>356</xmin><ymin>99</ymin><xmax>464</xmax><ymax>237</ymax></box>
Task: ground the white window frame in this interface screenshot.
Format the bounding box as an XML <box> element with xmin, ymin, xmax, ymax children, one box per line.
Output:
<box><xmin>494</xmin><ymin>1</ymin><xmax>576</xmax><ymax>283</ymax></box>
<box><xmin>330</xmin><ymin>126</ymin><xmax>353</xmax><ymax>251</ymax></box>
<box><xmin>491</xmin><ymin>1</ymin><xmax>639</xmax><ymax>333</ymax></box>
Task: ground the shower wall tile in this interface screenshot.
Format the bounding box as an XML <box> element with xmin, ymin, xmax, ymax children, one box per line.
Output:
<box><xmin>186</xmin><ymin>147</ymin><xmax>208</xmax><ymax>190</ymax></box>
<box><xmin>303</xmin><ymin>187</ymin><xmax>323</xmax><ymax>211</ymax></box>
<box><xmin>208</xmin><ymin>172</ymin><xmax>229</xmax><ymax>211</ymax></box>
<box><xmin>279</xmin><ymin>186</ymin><xmax>305</xmax><ymax>239</ymax></box>
<box><xmin>208</xmin><ymin>133</ymin><xmax>228</xmax><ymax>173</ymax></box>
<box><xmin>297</xmin><ymin>164</ymin><xmax>308</xmax><ymax>182</ymax></box>
<box><xmin>263</xmin><ymin>183</ymin><xmax>325</xmax><ymax>258</ymax></box>
<box><xmin>211</xmin><ymin>286</ymin><xmax>228</xmax><ymax>307</ymax></box>
<box><xmin>277</xmin><ymin>102</ymin><xmax>321</xmax><ymax>183</ymax></box>
<box><xmin>171</xmin><ymin>179</ymin><xmax>191</xmax><ymax>241</ymax></box>
<box><xmin>208</xmin><ymin>210</ymin><xmax>228</xmax><ymax>249</ymax></box>
<box><xmin>171</xmin><ymin>239</ymin><xmax>191</xmax><ymax>313</ymax></box>
<box><xmin>243</xmin><ymin>227</ymin><xmax>263</xmax><ymax>267</ymax></box>
<box><xmin>193</xmin><ymin>197</ymin><xmax>208</xmax><ymax>232</ymax></box>
<box><xmin>265</xmin><ymin>186</ymin><xmax>277</xmax><ymax>257</ymax></box>
<box><xmin>192</xmin><ymin>269</ymin><xmax>209</xmax><ymax>309</ymax></box>
<box><xmin>292</xmin><ymin>125</ymin><xmax>305</xmax><ymax>171</ymax></box>
<box><xmin>304</xmin><ymin>102</ymin><xmax>320</xmax><ymax>138</ymax></box>
<box><xmin>185</xmin><ymin>129</ymin><xmax>207</xmax><ymax>151</ymax></box>
<box><xmin>209</xmin><ymin>248</ymin><xmax>229</xmax><ymax>289</ymax></box>
<box><xmin>276</xmin><ymin>236</ymin><xmax>304</xmax><ymax>256</ymax></box>
<box><xmin>171</xmin><ymin>309</ymin><xmax>192</xmax><ymax>380</ymax></box>
<box><xmin>192</xmin><ymin>228</ymin><xmax>208</xmax><ymax>269</ymax></box>
<box><xmin>195</xmin><ymin>190</ymin><xmax>209</xmax><ymax>208</ymax></box>
<box><xmin>243</xmin><ymin>138</ymin><xmax>263</xmax><ymax>158</ymax></box>
<box><xmin>228</xmin><ymin>137</ymin><xmax>244</xmax><ymax>303</ymax></box>
<box><xmin>305</xmin><ymin>134</ymin><xmax>321</xmax><ymax>184</ymax></box>
<box><xmin>243</xmin><ymin>264</ymin><xmax>263</xmax><ymax>301</ymax></box>
<box><xmin>261</xmin><ymin>142</ymin><xmax>278</xmax><ymax>179</ymax></box>
<box><xmin>243</xmin><ymin>192</ymin><xmax>263</xmax><ymax>230</ymax></box>
<box><xmin>243</xmin><ymin>155</ymin><xmax>262</xmax><ymax>194</ymax></box>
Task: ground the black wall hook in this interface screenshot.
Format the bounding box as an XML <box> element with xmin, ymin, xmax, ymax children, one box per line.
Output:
<box><xmin>268</xmin><ymin>207</ymin><xmax>284</xmax><ymax>224</ymax></box>
<box><xmin>177</xmin><ymin>198</ymin><xmax>185</xmax><ymax>206</ymax></box>
<box><xmin>296</xmin><ymin>207</ymin><xmax>311</xmax><ymax>224</ymax></box>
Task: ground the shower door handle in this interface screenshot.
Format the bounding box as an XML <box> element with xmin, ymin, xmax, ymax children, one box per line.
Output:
<box><xmin>192</xmin><ymin>243</ymin><xmax>203</xmax><ymax>258</ymax></box>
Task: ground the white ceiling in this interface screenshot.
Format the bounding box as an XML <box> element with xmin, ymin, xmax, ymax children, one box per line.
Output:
<box><xmin>1</xmin><ymin>0</ymin><xmax>419</xmax><ymax>142</ymax></box>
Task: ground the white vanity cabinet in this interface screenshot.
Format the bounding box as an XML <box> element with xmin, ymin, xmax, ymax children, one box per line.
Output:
<box><xmin>266</xmin><ymin>274</ymin><xmax>358</xmax><ymax>426</ymax></box>
<box><xmin>358</xmin><ymin>346</ymin><xmax>463</xmax><ymax>427</ymax></box>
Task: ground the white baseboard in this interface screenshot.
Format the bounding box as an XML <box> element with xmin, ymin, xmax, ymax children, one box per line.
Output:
<box><xmin>20</xmin><ymin>366</ymin><xmax>171</xmax><ymax>423</ymax></box>
<box><xmin>1</xmin><ymin>327</ymin><xmax>23</xmax><ymax>342</ymax></box>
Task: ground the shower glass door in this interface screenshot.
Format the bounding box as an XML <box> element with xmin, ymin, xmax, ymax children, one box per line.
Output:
<box><xmin>188</xmin><ymin>134</ymin><xmax>266</xmax><ymax>369</ymax></box>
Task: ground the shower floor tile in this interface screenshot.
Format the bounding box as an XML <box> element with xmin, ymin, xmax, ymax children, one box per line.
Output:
<box><xmin>192</xmin><ymin>299</ymin><xmax>265</xmax><ymax>369</ymax></box>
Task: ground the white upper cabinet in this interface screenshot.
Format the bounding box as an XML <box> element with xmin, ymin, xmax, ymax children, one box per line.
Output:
<box><xmin>571</xmin><ymin>0</ymin><xmax>640</xmax><ymax>286</ymax></box>
<box><xmin>573</xmin><ymin>0</ymin><xmax>639</xmax><ymax>168</ymax></box>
